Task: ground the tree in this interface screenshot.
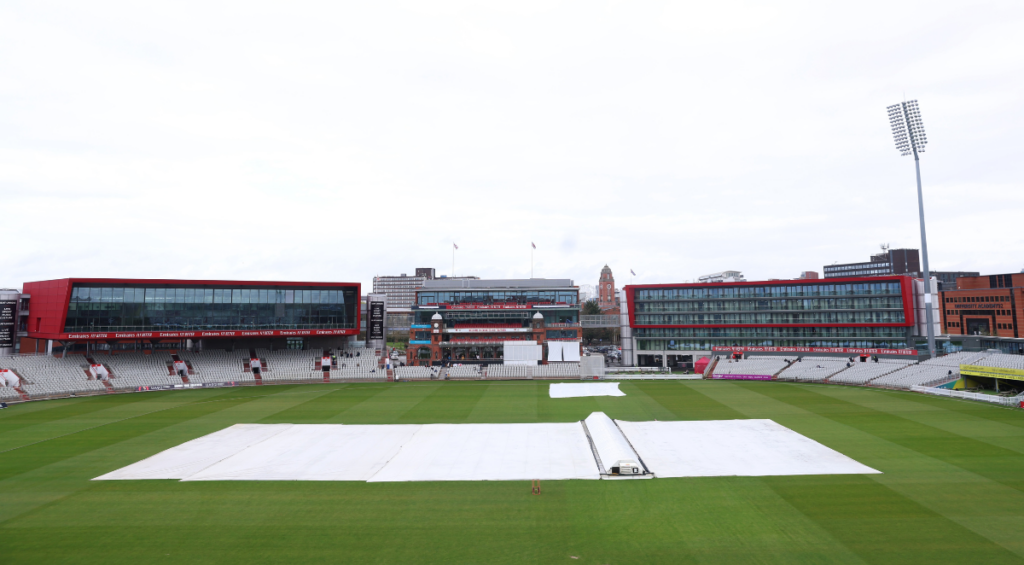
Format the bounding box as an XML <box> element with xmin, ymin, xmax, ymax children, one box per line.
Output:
<box><xmin>581</xmin><ymin>299</ymin><xmax>614</xmax><ymax>345</ymax></box>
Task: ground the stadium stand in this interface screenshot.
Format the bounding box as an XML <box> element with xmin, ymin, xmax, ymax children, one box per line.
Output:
<box><xmin>866</xmin><ymin>353</ymin><xmax>990</xmax><ymax>390</ymax></box>
<box><xmin>828</xmin><ymin>360</ymin><xmax>916</xmax><ymax>385</ymax></box>
<box><xmin>1</xmin><ymin>345</ymin><xmax>1019</xmax><ymax>404</ymax></box>
<box><xmin>778</xmin><ymin>357</ymin><xmax>852</xmax><ymax>382</ymax></box>
<box><xmin>103</xmin><ymin>352</ymin><xmax>175</xmax><ymax>383</ymax></box>
<box><xmin>395</xmin><ymin>366</ymin><xmax>438</xmax><ymax>380</ymax></box>
<box><xmin>486</xmin><ymin>365</ymin><xmax>530</xmax><ymax>379</ymax></box>
<box><xmin>974</xmin><ymin>353</ymin><xmax>1024</xmax><ymax>371</ymax></box>
<box><xmin>447</xmin><ymin>365</ymin><xmax>482</xmax><ymax>379</ymax></box>
<box><xmin>0</xmin><ymin>355</ymin><xmax>107</xmax><ymax>398</ymax></box>
<box><xmin>532</xmin><ymin>363</ymin><xmax>582</xmax><ymax>378</ymax></box>
<box><xmin>178</xmin><ymin>351</ymin><xmax>254</xmax><ymax>384</ymax></box>
<box><xmin>712</xmin><ymin>356</ymin><xmax>791</xmax><ymax>378</ymax></box>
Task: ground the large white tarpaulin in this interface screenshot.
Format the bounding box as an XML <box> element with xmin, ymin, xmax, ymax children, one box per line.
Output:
<box><xmin>549</xmin><ymin>383</ymin><xmax>625</xmax><ymax>398</ymax></box>
<box><xmin>97</xmin><ymin>422</ymin><xmax>599</xmax><ymax>482</ymax></box>
<box><xmin>97</xmin><ymin>416</ymin><xmax>878</xmax><ymax>483</ymax></box>
<box><xmin>615</xmin><ymin>419</ymin><xmax>881</xmax><ymax>478</ymax></box>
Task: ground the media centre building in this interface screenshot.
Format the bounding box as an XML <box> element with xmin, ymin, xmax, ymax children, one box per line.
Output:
<box><xmin>11</xmin><ymin>278</ymin><xmax>362</xmax><ymax>355</ymax></box>
<box><xmin>621</xmin><ymin>275</ymin><xmax>936</xmax><ymax>368</ymax></box>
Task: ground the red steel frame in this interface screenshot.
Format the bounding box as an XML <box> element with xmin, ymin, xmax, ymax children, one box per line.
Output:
<box><xmin>22</xmin><ymin>278</ymin><xmax>361</xmax><ymax>342</ymax></box>
<box><xmin>624</xmin><ymin>275</ymin><xmax>916</xmax><ymax>330</ymax></box>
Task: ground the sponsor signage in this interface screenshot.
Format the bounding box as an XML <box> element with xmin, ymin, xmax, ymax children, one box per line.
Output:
<box><xmin>0</xmin><ymin>299</ymin><xmax>16</xmax><ymax>349</ymax></box>
<box><xmin>712</xmin><ymin>374</ymin><xmax>773</xmax><ymax>381</ymax></box>
<box><xmin>953</xmin><ymin>303</ymin><xmax>1005</xmax><ymax>310</ymax></box>
<box><xmin>368</xmin><ymin>301</ymin><xmax>385</xmax><ymax>340</ymax></box>
<box><xmin>448</xmin><ymin>327</ymin><xmax>532</xmax><ymax>333</ymax></box>
<box><xmin>409</xmin><ymin>340</ymin><xmax>431</xmax><ymax>344</ymax></box>
<box><xmin>427</xmin><ymin>302</ymin><xmax>571</xmax><ymax>310</ymax></box>
<box><xmin>712</xmin><ymin>346</ymin><xmax>917</xmax><ymax>356</ymax></box>
<box><xmin>960</xmin><ymin>364</ymin><xmax>1024</xmax><ymax>382</ymax></box>
<box><xmin>55</xmin><ymin>328</ymin><xmax>358</xmax><ymax>340</ymax></box>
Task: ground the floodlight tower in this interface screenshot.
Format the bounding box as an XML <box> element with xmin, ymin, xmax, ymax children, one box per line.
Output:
<box><xmin>887</xmin><ymin>99</ymin><xmax>935</xmax><ymax>359</ymax></box>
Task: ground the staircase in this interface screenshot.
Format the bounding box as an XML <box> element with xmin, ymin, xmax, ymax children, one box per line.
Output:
<box><xmin>13</xmin><ymin>386</ymin><xmax>30</xmax><ymax>401</ymax></box>
<box><xmin>102</xmin><ymin>380</ymin><xmax>114</xmax><ymax>393</ymax></box>
<box><xmin>170</xmin><ymin>354</ymin><xmax>190</xmax><ymax>384</ymax></box>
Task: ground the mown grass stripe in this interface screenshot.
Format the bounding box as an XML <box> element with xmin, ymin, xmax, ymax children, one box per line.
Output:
<box><xmin>765</xmin><ymin>474</ymin><xmax>1024</xmax><ymax>564</ymax></box>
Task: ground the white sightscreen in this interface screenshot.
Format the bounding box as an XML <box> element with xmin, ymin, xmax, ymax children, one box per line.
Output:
<box><xmin>547</xmin><ymin>342</ymin><xmax>563</xmax><ymax>362</ymax></box>
<box><xmin>505</xmin><ymin>341</ymin><xmax>541</xmax><ymax>365</ymax></box>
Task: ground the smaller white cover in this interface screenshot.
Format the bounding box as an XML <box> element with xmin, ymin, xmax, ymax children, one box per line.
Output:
<box><xmin>549</xmin><ymin>382</ymin><xmax>625</xmax><ymax>398</ymax></box>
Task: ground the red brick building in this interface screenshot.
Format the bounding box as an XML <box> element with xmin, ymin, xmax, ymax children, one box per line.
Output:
<box><xmin>407</xmin><ymin>279</ymin><xmax>581</xmax><ymax>366</ymax></box>
<box><xmin>940</xmin><ymin>273</ymin><xmax>1022</xmax><ymax>338</ymax></box>
<box><xmin>598</xmin><ymin>265</ymin><xmax>620</xmax><ymax>314</ymax></box>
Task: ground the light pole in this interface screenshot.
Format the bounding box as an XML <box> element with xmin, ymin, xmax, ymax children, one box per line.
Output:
<box><xmin>886</xmin><ymin>99</ymin><xmax>935</xmax><ymax>358</ymax></box>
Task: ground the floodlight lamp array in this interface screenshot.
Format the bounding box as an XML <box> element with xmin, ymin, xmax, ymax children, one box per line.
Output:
<box><xmin>887</xmin><ymin>100</ymin><xmax>927</xmax><ymax>157</ymax></box>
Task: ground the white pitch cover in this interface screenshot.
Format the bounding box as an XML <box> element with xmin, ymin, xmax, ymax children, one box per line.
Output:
<box><xmin>615</xmin><ymin>419</ymin><xmax>881</xmax><ymax>478</ymax></box>
<box><xmin>184</xmin><ymin>424</ymin><xmax>423</xmax><ymax>481</ymax></box>
<box><xmin>94</xmin><ymin>424</ymin><xmax>293</xmax><ymax>480</ymax></box>
<box><xmin>367</xmin><ymin>423</ymin><xmax>599</xmax><ymax>482</ymax></box>
<box><xmin>549</xmin><ymin>383</ymin><xmax>625</xmax><ymax>398</ymax></box>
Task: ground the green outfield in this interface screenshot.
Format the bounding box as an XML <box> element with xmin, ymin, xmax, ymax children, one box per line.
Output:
<box><xmin>2</xmin><ymin>380</ymin><xmax>1024</xmax><ymax>564</ymax></box>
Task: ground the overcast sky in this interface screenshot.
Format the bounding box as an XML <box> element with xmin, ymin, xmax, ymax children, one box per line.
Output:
<box><xmin>3</xmin><ymin>0</ymin><xmax>1022</xmax><ymax>293</ymax></box>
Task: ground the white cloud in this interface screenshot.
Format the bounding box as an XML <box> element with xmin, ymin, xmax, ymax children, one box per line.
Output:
<box><xmin>2</xmin><ymin>0</ymin><xmax>1022</xmax><ymax>291</ymax></box>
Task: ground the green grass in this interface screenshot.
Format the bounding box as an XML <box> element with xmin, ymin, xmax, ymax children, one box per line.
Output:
<box><xmin>2</xmin><ymin>380</ymin><xmax>1024</xmax><ymax>564</ymax></box>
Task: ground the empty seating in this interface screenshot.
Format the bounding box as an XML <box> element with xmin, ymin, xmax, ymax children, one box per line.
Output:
<box><xmin>0</xmin><ymin>354</ymin><xmax>106</xmax><ymax>398</ymax></box>
<box><xmin>828</xmin><ymin>360</ymin><xmax>915</xmax><ymax>385</ymax></box>
<box><xmin>395</xmin><ymin>366</ymin><xmax>436</xmax><ymax>380</ymax></box>
<box><xmin>486</xmin><ymin>365</ymin><xmax>529</xmax><ymax>379</ymax></box>
<box><xmin>712</xmin><ymin>356</ymin><xmax>790</xmax><ymax>378</ymax></box>
<box><xmin>447</xmin><ymin>365</ymin><xmax>482</xmax><ymax>378</ymax></box>
<box><xmin>777</xmin><ymin>357</ymin><xmax>850</xmax><ymax>382</ymax></box>
<box><xmin>974</xmin><ymin>353</ymin><xmax>1024</xmax><ymax>371</ymax></box>
<box><xmin>532</xmin><ymin>363</ymin><xmax>581</xmax><ymax>378</ymax></box>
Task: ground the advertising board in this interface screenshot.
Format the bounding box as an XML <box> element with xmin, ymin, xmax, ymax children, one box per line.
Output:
<box><xmin>0</xmin><ymin>299</ymin><xmax>16</xmax><ymax>349</ymax></box>
<box><xmin>959</xmin><ymin>364</ymin><xmax>1024</xmax><ymax>382</ymax></box>
<box><xmin>368</xmin><ymin>301</ymin><xmax>385</xmax><ymax>340</ymax></box>
<box><xmin>712</xmin><ymin>346</ymin><xmax>917</xmax><ymax>356</ymax></box>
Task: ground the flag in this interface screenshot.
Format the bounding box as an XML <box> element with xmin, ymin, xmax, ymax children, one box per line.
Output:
<box><xmin>531</xmin><ymin>242</ymin><xmax>536</xmax><ymax>249</ymax></box>
<box><xmin>453</xmin><ymin>243</ymin><xmax>458</xmax><ymax>250</ymax></box>
<box><xmin>630</xmin><ymin>269</ymin><xmax>636</xmax><ymax>276</ymax></box>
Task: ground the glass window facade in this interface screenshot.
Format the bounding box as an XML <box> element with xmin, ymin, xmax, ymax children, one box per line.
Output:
<box><xmin>631</xmin><ymin>280</ymin><xmax>910</xmax><ymax>350</ymax></box>
<box><xmin>417</xmin><ymin>290</ymin><xmax>578</xmax><ymax>306</ymax></box>
<box><xmin>63</xmin><ymin>284</ymin><xmax>357</xmax><ymax>332</ymax></box>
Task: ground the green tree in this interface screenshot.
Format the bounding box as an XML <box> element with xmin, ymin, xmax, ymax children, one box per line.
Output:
<box><xmin>581</xmin><ymin>299</ymin><xmax>601</xmax><ymax>316</ymax></box>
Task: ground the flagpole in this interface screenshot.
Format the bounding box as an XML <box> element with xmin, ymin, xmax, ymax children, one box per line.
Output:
<box><xmin>452</xmin><ymin>244</ymin><xmax>455</xmax><ymax>277</ymax></box>
<box><xmin>531</xmin><ymin>247</ymin><xmax>534</xmax><ymax>278</ymax></box>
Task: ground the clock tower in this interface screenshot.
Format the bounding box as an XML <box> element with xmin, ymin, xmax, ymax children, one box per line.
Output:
<box><xmin>598</xmin><ymin>265</ymin><xmax>616</xmax><ymax>311</ymax></box>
